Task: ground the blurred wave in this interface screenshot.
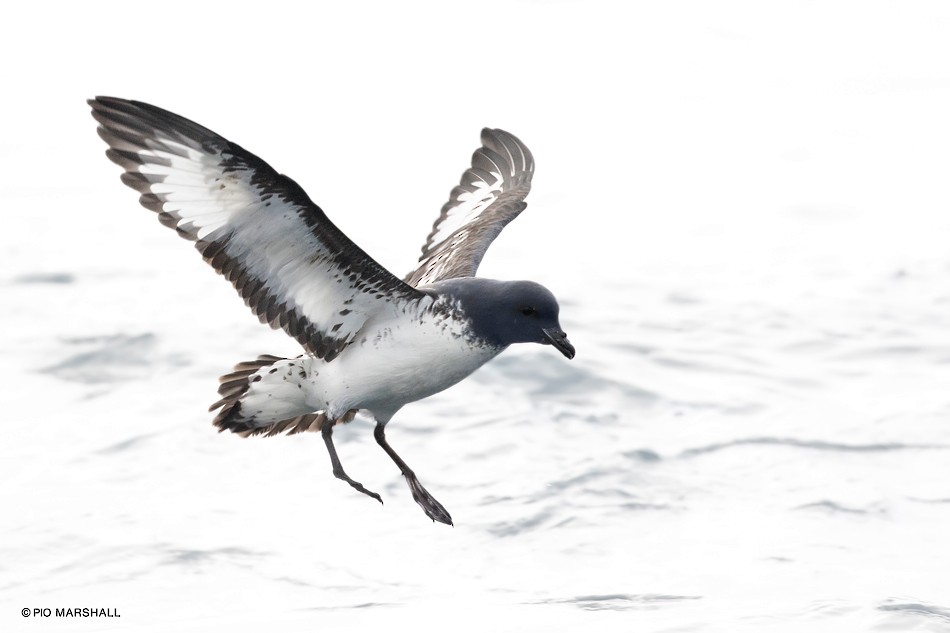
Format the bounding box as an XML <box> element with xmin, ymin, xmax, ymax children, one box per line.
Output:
<box><xmin>535</xmin><ymin>593</ymin><xmax>702</xmax><ymax>612</ymax></box>
<box><xmin>39</xmin><ymin>333</ymin><xmax>189</xmax><ymax>384</ymax></box>
<box><xmin>678</xmin><ymin>437</ymin><xmax>950</xmax><ymax>457</ymax></box>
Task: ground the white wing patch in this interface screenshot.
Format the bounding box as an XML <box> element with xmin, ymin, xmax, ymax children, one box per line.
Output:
<box><xmin>427</xmin><ymin>171</ymin><xmax>505</xmax><ymax>247</ymax></box>
<box><xmin>91</xmin><ymin>97</ymin><xmax>426</xmax><ymax>361</ymax></box>
<box><xmin>405</xmin><ymin>128</ymin><xmax>534</xmax><ymax>287</ymax></box>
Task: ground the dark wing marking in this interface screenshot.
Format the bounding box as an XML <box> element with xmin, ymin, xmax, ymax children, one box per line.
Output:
<box><xmin>404</xmin><ymin>128</ymin><xmax>534</xmax><ymax>287</ymax></box>
<box><xmin>90</xmin><ymin>97</ymin><xmax>427</xmax><ymax>361</ymax></box>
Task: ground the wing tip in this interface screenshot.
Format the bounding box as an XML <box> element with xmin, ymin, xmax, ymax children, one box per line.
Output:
<box><xmin>89</xmin><ymin>96</ymin><xmax>221</xmax><ymax>149</ymax></box>
<box><xmin>405</xmin><ymin>127</ymin><xmax>536</xmax><ymax>285</ymax></box>
<box><xmin>479</xmin><ymin>128</ymin><xmax>534</xmax><ymax>176</ymax></box>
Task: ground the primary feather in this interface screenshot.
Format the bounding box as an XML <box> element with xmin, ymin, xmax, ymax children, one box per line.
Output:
<box><xmin>404</xmin><ymin>128</ymin><xmax>534</xmax><ymax>287</ymax></box>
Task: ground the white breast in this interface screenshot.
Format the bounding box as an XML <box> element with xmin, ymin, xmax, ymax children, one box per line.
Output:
<box><xmin>311</xmin><ymin>300</ymin><xmax>503</xmax><ymax>420</ymax></box>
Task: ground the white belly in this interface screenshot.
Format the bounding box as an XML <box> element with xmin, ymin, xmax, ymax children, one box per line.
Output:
<box><xmin>310</xmin><ymin>311</ymin><xmax>502</xmax><ymax>420</ymax></box>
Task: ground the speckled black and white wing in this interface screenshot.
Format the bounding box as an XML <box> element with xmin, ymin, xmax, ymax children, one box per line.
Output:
<box><xmin>404</xmin><ymin>128</ymin><xmax>534</xmax><ymax>287</ymax></box>
<box><xmin>90</xmin><ymin>97</ymin><xmax>426</xmax><ymax>361</ymax></box>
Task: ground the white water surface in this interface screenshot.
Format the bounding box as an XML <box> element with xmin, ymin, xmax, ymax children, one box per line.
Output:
<box><xmin>2</xmin><ymin>2</ymin><xmax>950</xmax><ymax>631</ymax></box>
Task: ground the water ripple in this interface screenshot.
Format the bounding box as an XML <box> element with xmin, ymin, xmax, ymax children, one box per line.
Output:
<box><xmin>40</xmin><ymin>333</ymin><xmax>158</xmax><ymax>384</ymax></box>
<box><xmin>11</xmin><ymin>272</ymin><xmax>76</xmax><ymax>285</ymax></box>
<box><xmin>678</xmin><ymin>436</ymin><xmax>949</xmax><ymax>458</ymax></box>
<box><xmin>877</xmin><ymin>598</ymin><xmax>950</xmax><ymax>625</ymax></box>
<box><xmin>485</xmin><ymin>508</ymin><xmax>557</xmax><ymax>537</ymax></box>
<box><xmin>161</xmin><ymin>546</ymin><xmax>264</xmax><ymax>567</ymax></box>
<box><xmin>535</xmin><ymin>593</ymin><xmax>702</xmax><ymax>612</ymax></box>
<box><xmin>793</xmin><ymin>500</ymin><xmax>887</xmax><ymax>516</ymax></box>
<box><xmin>39</xmin><ymin>333</ymin><xmax>190</xmax><ymax>385</ymax></box>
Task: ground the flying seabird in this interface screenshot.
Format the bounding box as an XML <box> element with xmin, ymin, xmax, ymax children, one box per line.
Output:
<box><xmin>89</xmin><ymin>97</ymin><xmax>575</xmax><ymax>525</ymax></box>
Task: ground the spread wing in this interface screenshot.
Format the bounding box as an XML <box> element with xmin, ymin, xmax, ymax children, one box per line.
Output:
<box><xmin>90</xmin><ymin>96</ymin><xmax>427</xmax><ymax>362</ymax></box>
<box><xmin>404</xmin><ymin>128</ymin><xmax>534</xmax><ymax>287</ymax></box>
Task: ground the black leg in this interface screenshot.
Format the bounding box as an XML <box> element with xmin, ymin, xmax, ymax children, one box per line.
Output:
<box><xmin>374</xmin><ymin>422</ymin><xmax>453</xmax><ymax>526</ymax></box>
<box><xmin>322</xmin><ymin>418</ymin><xmax>382</xmax><ymax>504</ymax></box>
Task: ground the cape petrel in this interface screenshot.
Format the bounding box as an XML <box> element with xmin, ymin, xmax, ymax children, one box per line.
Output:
<box><xmin>89</xmin><ymin>97</ymin><xmax>575</xmax><ymax>525</ymax></box>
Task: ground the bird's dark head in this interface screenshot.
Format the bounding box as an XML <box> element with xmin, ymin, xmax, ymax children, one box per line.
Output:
<box><xmin>436</xmin><ymin>279</ymin><xmax>575</xmax><ymax>359</ymax></box>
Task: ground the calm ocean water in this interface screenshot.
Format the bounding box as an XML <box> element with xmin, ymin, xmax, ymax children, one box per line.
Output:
<box><xmin>3</xmin><ymin>186</ymin><xmax>949</xmax><ymax>632</ymax></box>
<box><xmin>3</xmin><ymin>4</ymin><xmax>950</xmax><ymax>630</ymax></box>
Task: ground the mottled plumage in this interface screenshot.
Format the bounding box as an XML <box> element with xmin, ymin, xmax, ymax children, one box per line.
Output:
<box><xmin>91</xmin><ymin>97</ymin><xmax>574</xmax><ymax>525</ymax></box>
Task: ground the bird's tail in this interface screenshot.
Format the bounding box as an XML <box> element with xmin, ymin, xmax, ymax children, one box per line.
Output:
<box><xmin>210</xmin><ymin>355</ymin><xmax>355</xmax><ymax>437</ymax></box>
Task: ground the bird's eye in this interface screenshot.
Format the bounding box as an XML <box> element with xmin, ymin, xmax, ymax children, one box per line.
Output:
<box><xmin>520</xmin><ymin>306</ymin><xmax>537</xmax><ymax>316</ymax></box>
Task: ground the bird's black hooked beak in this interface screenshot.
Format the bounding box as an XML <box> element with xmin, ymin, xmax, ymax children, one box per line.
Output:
<box><xmin>542</xmin><ymin>327</ymin><xmax>576</xmax><ymax>359</ymax></box>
